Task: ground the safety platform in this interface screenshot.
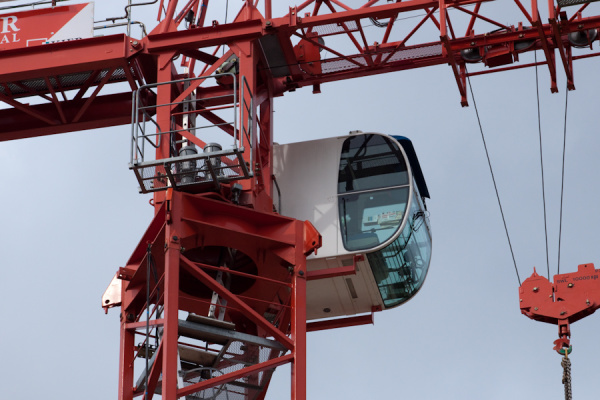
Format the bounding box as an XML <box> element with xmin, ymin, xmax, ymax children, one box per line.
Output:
<box><xmin>130</xmin><ymin>74</ymin><xmax>254</xmax><ymax>193</ymax></box>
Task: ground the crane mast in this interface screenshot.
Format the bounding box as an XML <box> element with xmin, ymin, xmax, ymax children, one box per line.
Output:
<box><xmin>2</xmin><ymin>0</ymin><xmax>600</xmax><ymax>399</ymax></box>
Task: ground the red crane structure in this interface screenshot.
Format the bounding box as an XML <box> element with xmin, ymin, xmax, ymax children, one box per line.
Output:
<box><xmin>2</xmin><ymin>0</ymin><xmax>600</xmax><ymax>399</ymax></box>
<box><xmin>520</xmin><ymin>263</ymin><xmax>600</xmax><ymax>354</ymax></box>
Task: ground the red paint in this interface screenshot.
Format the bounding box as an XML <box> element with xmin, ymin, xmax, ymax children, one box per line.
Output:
<box><xmin>520</xmin><ymin>264</ymin><xmax>600</xmax><ymax>353</ymax></box>
<box><xmin>0</xmin><ymin>3</ymin><xmax>92</xmax><ymax>51</ymax></box>
<box><xmin>4</xmin><ymin>2</ymin><xmax>600</xmax><ymax>399</ymax></box>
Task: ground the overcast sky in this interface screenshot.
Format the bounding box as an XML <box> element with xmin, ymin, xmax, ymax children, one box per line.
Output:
<box><xmin>1</xmin><ymin>1</ymin><xmax>600</xmax><ymax>399</ymax></box>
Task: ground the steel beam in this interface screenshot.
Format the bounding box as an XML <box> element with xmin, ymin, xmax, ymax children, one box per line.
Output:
<box><xmin>0</xmin><ymin>34</ymin><xmax>135</xmax><ymax>82</ymax></box>
<box><xmin>0</xmin><ymin>92</ymin><xmax>141</xmax><ymax>141</ymax></box>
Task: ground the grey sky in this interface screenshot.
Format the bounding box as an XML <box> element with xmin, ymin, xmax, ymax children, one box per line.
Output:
<box><xmin>1</xmin><ymin>1</ymin><xmax>599</xmax><ymax>399</ymax></box>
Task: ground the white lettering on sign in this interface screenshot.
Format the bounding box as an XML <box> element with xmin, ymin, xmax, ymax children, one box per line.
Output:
<box><xmin>0</xmin><ymin>33</ymin><xmax>19</xmax><ymax>44</ymax></box>
<box><xmin>1</xmin><ymin>16</ymin><xmax>19</xmax><ymax>33</ymax></box>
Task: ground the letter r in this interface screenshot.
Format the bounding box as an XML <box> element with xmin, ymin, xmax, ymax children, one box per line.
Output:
<box><xmin>1</xmin><ymin>16</ymin><xmax>19</xmax><ymax>34</ymax></box>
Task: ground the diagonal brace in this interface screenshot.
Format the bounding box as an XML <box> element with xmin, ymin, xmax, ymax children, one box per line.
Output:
<box><xmin>180</xmin><ymin>254</ymin><xmax>295</xmax><ymax>350</ymax></box>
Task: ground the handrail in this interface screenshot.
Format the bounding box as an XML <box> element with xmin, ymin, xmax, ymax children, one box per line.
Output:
<box><xmin>0</xmin><ymin>0</ymin><xmax>68</xmax><ymax>11</ymax></box>
<box><xmin>94</xmin><ymin>0</ymin><xmax>159</xmax><ymax>37</ymax></box>
<box><xmin>130</xmin><ymin>72</ymin><xmax>254</xmax><ymax>193</ymax></box>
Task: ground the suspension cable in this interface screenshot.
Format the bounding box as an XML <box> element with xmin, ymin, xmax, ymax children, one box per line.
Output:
<box><xmin>534</xmin><ymin>51</ymin><xmax>551</xmax><ymax>280</ymax></box>
<box><xmin>145</xmin><ymin>243</ymin><xmax>151</xmax><ymax>398</ymax></box>
<box><xmin>557</xmin><ymin>85</ymin><xmax>569</xmax><ymax>275</ymax></box>
<box><xmin>466</xmin><ymin>71</ymin><xmax>521</xmax><ymax>285</ymax></box>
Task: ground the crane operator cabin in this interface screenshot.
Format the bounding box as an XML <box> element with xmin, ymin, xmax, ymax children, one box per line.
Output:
<box><xmin>273</xmin><ymin>132</ymin><xmax>432</xmax><ymax>320</ymax></box>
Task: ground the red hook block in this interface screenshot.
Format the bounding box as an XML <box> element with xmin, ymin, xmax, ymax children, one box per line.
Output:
<box><xmin>519</xmin><ymin>263</ymin><xmax>600</xmax><ymax>353</ymax></box>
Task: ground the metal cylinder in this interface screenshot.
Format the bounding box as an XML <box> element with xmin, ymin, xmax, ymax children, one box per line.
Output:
<box><xmin>569</xmin><ymin>29</ymin><xmax>598</xmax><ymax>48</ymax></box>
<box><xmin>204</xmin><ymin>143</ymin><xmax>223</xmax><ymax>176</ymax></box>
<box><xmin>178</xmin><ymin>145</ymin><xmax>198</xmax><ymax>184</ymax></box>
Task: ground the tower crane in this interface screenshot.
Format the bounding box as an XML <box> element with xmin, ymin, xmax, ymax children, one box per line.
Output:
<box><xmin>2</xmin><ymin>0</ymin><xmax>600</xmax><ymax>399</ymax></box>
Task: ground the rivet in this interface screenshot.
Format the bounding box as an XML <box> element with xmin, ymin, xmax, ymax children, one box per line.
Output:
<box><xmin>470</xmin><ymin>41</ymin><xmax>476</xmax><ymax>46</ymax></box>
<box><xmin>533</xmin><ymin>287</ymin><xmax>539</xmax><ymax>292</ymax></box>
<box><xmin>560</xmin><ymin>311</ymin><xmax>567</xmax><ymax>315</ymax></box>
<box><xmin>568</xmin><ymin>283</ymin><xmax>574</xmax><ymax>288</ymax></box>
<box><xmin>534</xmin><ymin>307</ymin><xmax>539</xmax><ymax>311</ymax></box>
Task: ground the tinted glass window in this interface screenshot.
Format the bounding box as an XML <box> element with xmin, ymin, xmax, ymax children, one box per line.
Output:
<box><xmin>339</xmin><ymin>187</ymin><xmax>410</xmax><ymax>251</ymax></box>
<box><xmin>338</xmin><ymin>134</ymin><xmax>408</xmax><ymax>193</ymax></box>
<box><xmin>367</xmin><ymin>184</ymin><xmax>432</xmax><ymax>308</ymax></box>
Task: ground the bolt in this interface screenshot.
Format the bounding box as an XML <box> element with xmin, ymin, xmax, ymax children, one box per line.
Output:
<box><xmin>533</xmin><ymin>287</ymin><xmax>539</xmax><ymax>292</ymax></box>
<box><xmin>265</xmin><ymin>20</ymin><xmax>272</xmax><ymax>26</ymax></box>
<box><xmin>299</xmin><ymin>270</ymin><xmax>305</xmax><ymax>276</ymax></box>
<box><xmin>534</xmin><ymin>307</ymin><xmax>539</xmax><ymax>311</ymax></box>
<box><xmin>172</xmin><ymin>235</ymin><xmax>179</xmax><ymax>241</ymax></box>
<box><xmin>126</xmin><ymin>313</ymin><xmax>135</xmax><ymax>322</ymax></box>
<box><xmin>519</xmin><ymin>33</ymin><xmax>524</xmax><ymax>38</ymax></box>
<box><xmin>520</xmin><ymin>298</ymin><xmax>523</xmax><ymax>302</ymax></box>
<box><xmin>578</xmin><ymin>24</ymin><xmax>584</xmax><ymax>29</ymax></box>
<box><xmin>568</xmin><ymin>283</ymin><xmax>574</xmax><ymax>288</ymax></box>
<box><xmin>105</xmin><ymin>299</ymin><xmax>110</xmax><ymax>304</ymax></box>
<box><xmin>560</xmin><ymin>311</ymin><xmax>567</xmax><ymax>315</ymax></box>
<box><xmin>132</xmin><ymin>40</ymin><xmax>139</xmax><ymax>46</ymax></box>
<box><xmin>586</xmin><ymin>299</ymin><xmax>591</xmax><ymax>305</ymax></box>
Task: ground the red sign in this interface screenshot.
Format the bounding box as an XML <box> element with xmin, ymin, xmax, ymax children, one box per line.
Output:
<box><xmin>0</xmin><ymin>2</ymin><xmax>94</xmax><ymax>51</ymax></box>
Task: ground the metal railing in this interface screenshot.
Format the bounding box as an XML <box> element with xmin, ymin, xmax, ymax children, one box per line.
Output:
<box><xmin>94</xmin><ymin>0</ymin><xmax>156</xmax><ymax>37</ymax></box>
<box><xmin>130</xmin><ymin>73</ymin><xmax>253</xmax><ymax>193</ymax></box>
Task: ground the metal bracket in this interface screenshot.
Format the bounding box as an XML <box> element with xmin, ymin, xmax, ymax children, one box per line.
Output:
<box><xmin>519</xmin><ymin>263</ymin><xmax>600</xmax><ymax>352</ymax></box>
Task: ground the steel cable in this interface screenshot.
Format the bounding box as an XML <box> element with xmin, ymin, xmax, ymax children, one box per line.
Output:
<box><xmin>557</xmin><ymin>86</ymin><xmax>569</xmax><ymax>275</ymax></box>
<box><xmin>466</xmin><ymin>70</ymin><xmax>521</xmax><ymax>285</ymax></box>
<box><xmin>145</xmin><ymin>244</ymin><xmax>151</xmax><ymax>398</ymax></box>
<box><xmin>534</xmin><ymin>51</ymin><xmax>551</xmax><ymax>280</ymax></box>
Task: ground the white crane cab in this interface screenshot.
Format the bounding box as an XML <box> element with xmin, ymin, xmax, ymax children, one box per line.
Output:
<box><xmin>273</xmin><ymin>132</ymin><xmax>432</xmax><ymax>320</ymax></box>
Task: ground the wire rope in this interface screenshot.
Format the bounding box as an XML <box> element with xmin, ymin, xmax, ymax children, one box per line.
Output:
<box><xmin>222</xmin><ymin>0</ymin><xmax>229</xmax><ymax>56</ymax></box>
<box><xmin>557</xmin><ymin>85</ymin><xmax>569</xmax><ymax>274</ymax></box>
<box><xmin>534</xmin><ymin>51</ymin><xmax>551</xmax><ymax>280</ymax></box>
<box><xmin>145</xmin><ymin>243</ymin><xmax>151</xmax><ymax>398</ymax></box>
<box><xmin>466</xmin><ymin>70</ymin><xmax>521</xmax><ymax>285</ymax></box>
